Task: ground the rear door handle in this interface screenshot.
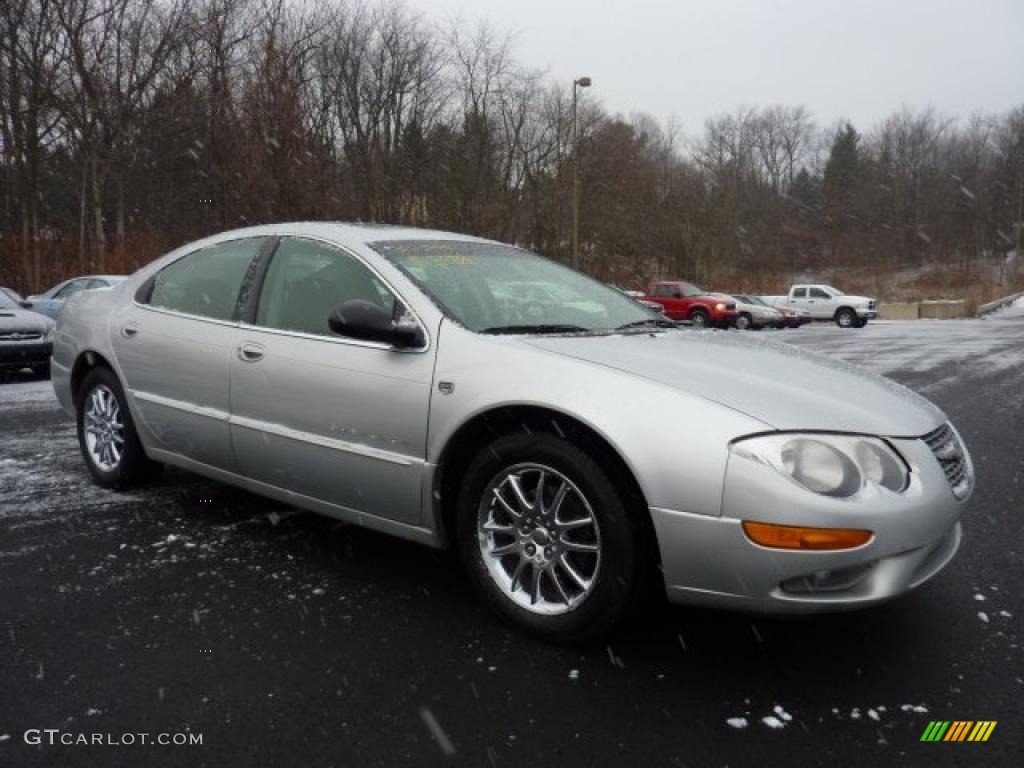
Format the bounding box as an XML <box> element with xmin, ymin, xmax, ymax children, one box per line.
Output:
<box><xmin>121</xmin><ymin>322</ymin><xmax>139</xmax><ymax>338</ymax></box>
<box><xmin>237</xmin><ymin>342</ymin><xmax>265</xmax><ymax>363</ymax></box>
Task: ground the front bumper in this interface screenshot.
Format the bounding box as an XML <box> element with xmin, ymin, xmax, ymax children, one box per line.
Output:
<box><xmin>715</xmin><ymin>311</ymin><xmax>740</xmax><ymax>328</ymax></box>
<box><xmin>651</xmin><ymin>434</ymin><xmax>969</xmax><ymax>612</ymax></box>
<box><xmin>0</xmin><ymin>340</ymin><xmax>52</xmax><ymax>369</ymax></box>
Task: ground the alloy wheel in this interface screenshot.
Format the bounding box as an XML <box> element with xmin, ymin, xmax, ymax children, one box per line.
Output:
<box><xmin>84</xmin><ymin>384</ymin><xmax>125</xmax><ymax>471</ymax></box>
<box><xmin>477</xmin><ymin>463</ymin><xmax>602</xmax><ymax>615</ymax></box>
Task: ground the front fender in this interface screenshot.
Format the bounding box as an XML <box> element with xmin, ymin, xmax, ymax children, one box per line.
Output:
<box><xmin>427</xmin><ymin>323</ymin><xmax>769</xmax><ymax>518</ymax></box>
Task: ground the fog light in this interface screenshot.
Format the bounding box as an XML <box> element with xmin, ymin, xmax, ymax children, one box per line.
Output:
<box><xmin>742</xmin><ymin>521</ymin><xmax>873</xmax><ymax>550</ymax></box>
<box><xmin>781</xmin><ymin>563</ymin><xmax>874</xmax><ymax>593</ymax></box>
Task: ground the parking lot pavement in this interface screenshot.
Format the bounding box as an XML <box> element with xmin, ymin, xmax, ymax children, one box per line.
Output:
<box><xmin>1</xmin><ymin>318</ymin><xmax>1021</xmax><ymax>768</ymax></box>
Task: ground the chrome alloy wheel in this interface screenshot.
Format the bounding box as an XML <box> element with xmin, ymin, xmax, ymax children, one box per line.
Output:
<box><xmin>477</xmin><ymin>463</ymin><xmax>602</xmax><ymax>615</ymax></box>
<box><xmin>84</xmin><ymin>384</ymin><xmax>125</xmax><ymax>472</ymax></box>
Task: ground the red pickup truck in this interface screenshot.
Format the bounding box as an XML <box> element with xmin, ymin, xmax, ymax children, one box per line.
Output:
<box><xmin>642</xmin><ymin>281</ymin><xmax>739</xmax><ymax>328</ymax></box>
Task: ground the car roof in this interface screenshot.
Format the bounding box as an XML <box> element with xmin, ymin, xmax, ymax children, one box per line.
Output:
<box><xmin>198</xmin><ymin>221</ymin><xmax>497</xmax><ymax>248</ymax></box>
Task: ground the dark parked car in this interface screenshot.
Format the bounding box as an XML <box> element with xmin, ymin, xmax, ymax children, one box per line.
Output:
<box><xmin>0</xmin><ymin>290</ymin><xmax>54</xmax><ymax>375</ymax></box>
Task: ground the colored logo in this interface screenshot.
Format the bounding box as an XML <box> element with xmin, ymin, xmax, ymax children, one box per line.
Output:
<box><xmin>920</xmin><ymin>721</ymin><xmax>996</xmax><ymax>742</ymax></box>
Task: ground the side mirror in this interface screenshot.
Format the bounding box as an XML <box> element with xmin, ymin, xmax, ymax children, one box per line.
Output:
<box><xmin>328</xmin><ymin>300</ymin><xmax>425</xmax><ymax>349</ymax></box>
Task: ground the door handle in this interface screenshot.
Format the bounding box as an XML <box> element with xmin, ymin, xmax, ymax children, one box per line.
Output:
<box><xmin>237</xmin><ymin>342</ymin><xmax>265</xmax><ymax>363</ymax></box>
<box><xmin>121</xmin><ymin>323</ymin><xmax>139</xmax><ymax>338</ymax></box>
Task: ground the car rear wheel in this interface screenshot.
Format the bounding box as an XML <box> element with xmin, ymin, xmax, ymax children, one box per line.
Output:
<box><xmin>457</xmin><ymin>431</ymin><xmax>644</xmax><ymax>643</ymax></box>
<box><xmin>690</xmin><ymin>308</ymin><xmax>710</xmax><ymax>327</ymax></box>
<box><xmin>835</xmin><ymin>308</ymin><xmax>857</xmax><ymax>328</ymax></box>
<box><xmin>735</xmin><ymin>313</ymin><xmax>752</xmax><ymax>330</ymax></box>
<box><xmin>77</xmin><ymin>367</ymin><xmax>161</xmax><ymax>489</ymax></box>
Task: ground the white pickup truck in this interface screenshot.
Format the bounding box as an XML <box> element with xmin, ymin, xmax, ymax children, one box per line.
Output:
<box><xmin>760</xmin><ymin>285</ymin><xmax>879</xmax><ymax>328</ymax></box>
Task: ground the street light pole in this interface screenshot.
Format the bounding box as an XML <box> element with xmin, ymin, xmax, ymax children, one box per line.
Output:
<box><xmin>572</xmin><ymin>76</ymin><xmax>591</xmax><ymax>270</ymax></box>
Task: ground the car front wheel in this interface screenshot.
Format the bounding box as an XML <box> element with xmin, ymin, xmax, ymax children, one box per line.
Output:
<box><xmin>690</xmin><ymin>308</ymin><xmax>710</xmax><ymax>327</ymax></box>
<box><xmin>835</xmin><ymin>308</ymin><xmax>857</xmax><ymax>328</ymax></box>
<box><xmin>77</xmin><ymin>367</ymin><xmax>161</xmax><ymax>489</ymax></box>
<box><xmin>457</xmin><ymin>431</ymin><xmax>645</xmax><ymax>642</ymax></box>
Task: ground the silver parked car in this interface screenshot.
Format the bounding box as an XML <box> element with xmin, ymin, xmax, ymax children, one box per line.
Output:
<box><xmin>720</xmin><ymin>293</ymin><xmax>783</xmax><ymax>330</ymax></box>
<box><xmin>21</xmin><ymin>275</ymin><xmax>127</xmax><ymax>320</ymax></box>
<box><xmin>52</xmin><ymin>223</ymin><xmax>973</xmax><ymax>641</ymax></box>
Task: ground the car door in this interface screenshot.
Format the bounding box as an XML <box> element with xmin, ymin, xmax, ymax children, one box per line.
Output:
<box><xmin>655</xmin><ymin>284</ymin><xmax>686</xmax><ymax>320</ymax></box>
<box><xmin>807</xmin><ymin>287</ymin><xmax>832</xmax><ymax>318</ymax></box>
<box><xmin>788</xmin><ymin>286</ymin><xmax>809</xmax><ymax>312</ymax></box>
<box><xmin>229</xmin><ymin>236</ymin><xmax>434</xmax><ymax>525</ymax></box>
<box><xmin>110</xmin><ymin>236</ymin><xmax>270</xmax><ymax>469</ymax></box>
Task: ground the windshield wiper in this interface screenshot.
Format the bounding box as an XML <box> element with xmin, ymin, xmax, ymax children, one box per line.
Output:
<box><xmin>615</xmin><ymin>317</ymin><xmax>678</xmax><ymax>331</ymax></box>
<box><xmin>480</xmin><ymin>323</ymin><xmax>589</xmax><ymax>335</ymax></box>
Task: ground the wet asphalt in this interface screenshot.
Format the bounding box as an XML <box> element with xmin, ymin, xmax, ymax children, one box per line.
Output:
<box><xmin>1</xmin><ymin>319</ymin><xmax>1021</xmax><ymax>768</ymax></box>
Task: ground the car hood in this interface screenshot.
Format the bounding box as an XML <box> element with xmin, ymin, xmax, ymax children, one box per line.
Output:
<box><xmin>837</xmin><ymin>294</ymin><xmax>873</xmax><ymax>304</ymax></box>
<box><xmin>0</xmin><ymin>309</ymin><xmax>54</xmax><ymax>333</ymax></box>
<box><xmin>521</xmin><ymin>330</ymin><xmax>944</xmax><ymax>437</ymax></box>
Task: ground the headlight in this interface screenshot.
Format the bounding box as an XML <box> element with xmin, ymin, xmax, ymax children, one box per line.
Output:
<box><xmin>715</xmin><ymin>303</ymin><xmax>726</xmax><ymax>311</ymax></box>
<box><xmin>731</xmin><ymin>433</ymin><xmax>909</xmax><ymax>498</ymax></box>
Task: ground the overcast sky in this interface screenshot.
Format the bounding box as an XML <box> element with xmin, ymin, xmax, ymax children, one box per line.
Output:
<box><xmin>405</xmin><ymin>0</ymin><xmax>1024</xmax><ymax>136</ymax></box>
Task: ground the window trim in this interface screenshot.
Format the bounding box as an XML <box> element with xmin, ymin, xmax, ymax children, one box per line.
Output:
<box><xmin>131</xmin><ymin>233</ymin><xmax>431</xmax><ymax>354</ymax></box>
<box><xmin>241</xmin><ymin>234</ymin><xmax>431</xmax><ymax>354</ymax></box>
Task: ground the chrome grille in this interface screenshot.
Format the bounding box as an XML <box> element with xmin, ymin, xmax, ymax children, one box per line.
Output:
<box><xmin>0</xmin><ymin>331</ymin><xmax>43</xmax><ymax>341</ymax></box>
<box><xmin>922</xmin><ymin>423</ymin><xmax>971</xmax><ymax>499</ymax></box>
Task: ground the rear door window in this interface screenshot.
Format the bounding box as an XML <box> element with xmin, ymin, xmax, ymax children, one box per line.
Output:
<box><xmin>147</xmin><ymin>238</ymin><xmax>266</xmax><ymax>321</ymax></box>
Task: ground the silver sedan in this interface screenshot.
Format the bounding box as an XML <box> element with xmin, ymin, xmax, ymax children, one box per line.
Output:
<box><xmin>52</xmin><ymin>223</ymin><xmax>973</xmax><ymax>641</ymax></box>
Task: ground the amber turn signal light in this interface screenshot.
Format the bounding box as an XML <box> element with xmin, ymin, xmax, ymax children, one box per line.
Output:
<box><xmin>741</xmin><ymin>521</ymin><xmax>873</xmax><ymax>550</ymax></box>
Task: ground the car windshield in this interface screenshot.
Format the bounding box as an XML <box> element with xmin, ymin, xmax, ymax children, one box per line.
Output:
<box><xmin>824</xmin><ymin>286</ymin><xmax>844</xmax><ymax>296</ymax></box>
<box><xmin>681</xmin><ymin>283</ymin><xmax>706</xmax><ymax>297</ymax></box>
<box><xmin>0</xmin><ymin>293</ymin><xmax>16</xmax><ymax>310</ymax></box>
<box><xmin>372</xmin><ymin>240</ymin><xmax>657</xmax><ymax>333</ymax></box>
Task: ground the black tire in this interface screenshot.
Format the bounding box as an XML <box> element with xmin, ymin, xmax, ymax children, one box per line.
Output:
<box><xmin>735</xmin><ymin>313</ymin><xmax>752</xmax><ymax>330</ymax></box>
<box><xmin>855</xmin><ymin>318</ymin><xmax>868</xmax><ymax>328</ymax></box>
<box><xmin>690</xmin><ymin>308</ymin><xmax>710</xmax><ymax>327</ymax></box>
<box><xmin>77</xmin><ymin>367</ymin><xmax>161</xmax><ymax>489</ymax></box>
<box><xmin>835</xmin><ymin>307</ymin><xmax>857</xmax><ymax>328</ymax></box>
<box><xmin>456</xmin><ymin>431</ymin><xmax>648</xmax><ymax>643</ymax></box>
